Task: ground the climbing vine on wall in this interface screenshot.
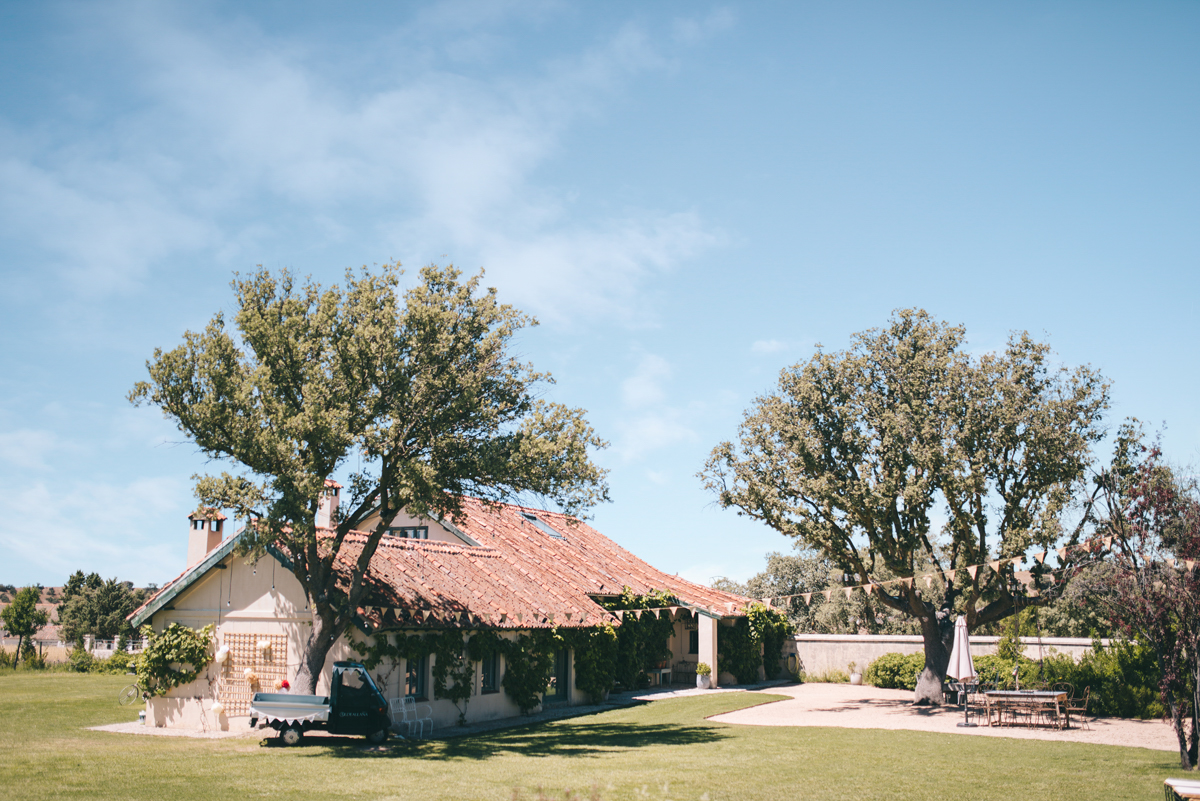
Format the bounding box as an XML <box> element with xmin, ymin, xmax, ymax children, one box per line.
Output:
<box><xmin>559</xmin><ymin>623</ymin><xmax>619</xmax><ymax>703</ymax></box>
<box><xmin>136</xmin><ymin>623</ymin><xmax>215</xmax><ymax>697</ymax></box>
<box><xmin>603</xmin><ymin>587</ymin><xmax>677</xmax><ymax>690</ymax></box>
<box><xmin>351</xmin><ymin>631</ymin><xmax>479</xmax><ymax>722</ymax></box>
<box><xmin>719</xmin><ymin>603</ymin><xmax>792</xmax><ymax>683</ymax></box>
<box><xmin>747</xmin><ymin>602</ymin><xmax>792</xmax><ymax>679</ymax></box>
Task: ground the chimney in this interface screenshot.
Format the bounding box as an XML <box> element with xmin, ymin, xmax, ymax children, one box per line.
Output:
<box><xmin>316</xmin><ymin>479</ymin><xmax>341</xmax><ymax>529</ymax></box>
<box><xmin>187</xmin><ymin>509</ymin><xmax>226</xmax><ymax>568</ymax></box>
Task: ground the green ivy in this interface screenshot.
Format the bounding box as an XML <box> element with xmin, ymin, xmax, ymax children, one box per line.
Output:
<box><xmin>603</xmin><ymin>588</ymin><xmax>676</xmax><ymax>690</ymax></box>
<box><xmin>718</xmin><ymin>603</ymin><xmax>792</xmax><ymax>684</ymax></box>
<box><xmin>560</xmin><ymin>623</ymin><xmax>619</xmax><ymax>703</ymax></box>
<box><xmin>747</xmin><ymin>602</ymin><xmax>792</xmax><ymax>679</ymax></box>
<box><xmin>136</xmin><ymin>623</ymin><xmax>214</xmax><ymax>697</ymax></box>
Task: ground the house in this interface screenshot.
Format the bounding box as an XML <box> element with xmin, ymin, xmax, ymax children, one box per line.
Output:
<box><xmin>129</xmin><ymin>486</ymin><xmax>750</xmax><ymax>731</ymax></box>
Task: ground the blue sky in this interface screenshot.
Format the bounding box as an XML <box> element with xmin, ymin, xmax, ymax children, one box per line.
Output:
<box><xmin>1</xmin><ymin>1</ymin><xmax>1197</xmax><ymax>588</ymax></box>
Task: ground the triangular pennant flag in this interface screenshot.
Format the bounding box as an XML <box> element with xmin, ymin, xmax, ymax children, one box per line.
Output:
<box><xmin>924</xmin><ymin>575</ymin><xmax>933</xmax><ymax>588</ymax></box>
<box><xmin>989</xmin><ymin>561</ymin><xmax>1002</xmax><ymax>573</ymax></box>
<box><xmin>1011</xmin><ymin>557</ymin><xmax>1023</xmax><ymax>567</ymax></box>
<box><xmin>669</xmin><ymin>606</ymin><xmax>679</xmax><ymax>615</ymax></box>
<box><xmin>865</xmin><ymin>584</ymin><xmax>876</xmax><ymax>595</ymax></box>
<box><xmin>1057</xmin><ymin>546</ymin><xmax>1068</xmax><ymax>560</ymax></box>
<box><xmin>614</xmin><ymin>610</ymin><xmax>624</xmax><ymax>620</ymax></box>
<box><xmin>1104</xmin><ymin>536</ymin><xmax>1113</xmax><ymax>548</ymax></box>
<box><xmin>1187</xmin><ymin>560</ymin><xmax>1196</xmax><ymax>572</ymax></box>
<box><xmin>517</xmin><ymin>613</ymin><xmax>524</xmax><ymax>623</ymax></box>
<box><xmin>1166</xmin><ymin>558</ymin><xmax>1176</xmax><ymax>568</ymax></box>
<box><xmin>823</xmin><ymin>589</ymin><xmax>833</xmax><ymax>601</ymax></box>
<box><xmin>844</xmin><ymin>587</ymin><xmax>853</xmax><ymax>599</ymax></box>
<box><xmin>967</xmin><ymin>565</ymin><xmax>978</xmax><ymax>579</ymax></box>
<box><xmin>1035</xmin><ymin>551</ymin><xmax>1047</xmax><ymax>564</ymax></box>
<box><xmin>902</xmin><ymin>577</ymin><xmax>913</xmax><ymax>588</ymax></box>
<box><xmin>726</xmin><ymin>602</ymin><xmax>735</xmax><ymax>612</ymax></box>
<box><xmin>802</xmin><ymin>593</ymin><xmax>812</xmax><ymax>605</ymax></box>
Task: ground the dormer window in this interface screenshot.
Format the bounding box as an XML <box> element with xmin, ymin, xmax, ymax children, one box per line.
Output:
<box><xmin>389</xmin><ymin>526</ymin><xmax>428</xmax><ymax>540</ymax></box>
<box><xmin>520</xmin><ymin>512</ymin><xmax>565</xmax><ymax>540</ymax></box>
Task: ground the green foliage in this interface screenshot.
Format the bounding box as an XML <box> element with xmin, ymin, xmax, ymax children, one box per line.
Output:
<box><xmin>56</xmin><ymin>571</ymin><xmax>145</xmax><ymax>646</ymax></box>
<box><xmin>560</xmin><ymin>624</ymin><xmax>619</xmax><ymax>703</ymax></box>
<box><xmin>604</xmin><ymin>589</ymin><xmax>676</xmax><ymax>690</ymax></box>
<box><xmin>806</xmin><ymin>668</ymin><xmax>850</xmax><ymax>683</ymax></box>
<box><xmin>92</xmin><ymin>650</ymin><xmax>136</xmax><ymax>675</ymax></box>
<box><xmin>136</xmin><ymin>624</ymin><xmax>214</xmax><ymax>697</ymax></box>
<box><xmin>1073</xmin><ymin>641</ymin><xmax>1164</xmax><ymax>719</ymax></box>
<box><xmin>716</xmin><ymin>603</ymin><xmax>792</xmax><ymax>684</ymax></box>
<box><xmin>497</xmin><ymin>632</ymin><xmax>557</xmax><ymax>714</ymax></box>
<box><xmin>718</xmin><ymin>619</ymin><xmax>759</xmax><ymax>684</ymax></box>
<box><xmin>355</xmin><ymin>628</ymin><xmax>560</xmax><ymax>715</ymax></box>
<box><xmin>1</xmin><ymin>587</ymin><xmax>48</xmax><ymax>666</ymax></box>
<box><xmin>129</xmin><ymin>263</ymin><xmax>610</xmax><ymax>692</ymax></box>
<box><xmin>747</xmin><ymin>602</ymin><xmax>792</xmax><ymax>679</ymax></box>
<box><xmin>68</xmin><ymin>645</ymin><xmax>95</xmax><ymax>673</ymax></box>
<box><xmin>0</xmin><ymin>647</ymin><xmax>10</xmax><ymax>669</ymax></box>
<box><xmin>702</xmin><ymin>310</ymin><xmax>1110</xmax><ymax>699</ymax></box>
<box><xmin>427</xmin><ymin>631</ymin><xmax>474</xmax><ymax>724</ymax></box>
<box><xmin>865</xmin><ymin>652</ymin><xmax>925</xmax><ymax>690</ymax></box>
<box><xmin>695</xmin><ymin>662</ymin><xmax>712</xmax><ymax>676</ymax></box>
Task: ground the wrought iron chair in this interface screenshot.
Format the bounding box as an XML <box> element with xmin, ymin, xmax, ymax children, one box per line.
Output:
<box><xmin>1066</xmin><ymin>686</ymin><xmax>1091</xmax><ymax>730</ymax></box>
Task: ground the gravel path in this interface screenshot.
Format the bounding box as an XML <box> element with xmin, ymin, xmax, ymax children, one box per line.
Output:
<box><xmin>709</xmin><ymin>683</ymin><xmax>1181</xmax><ymax>752</ymax></box>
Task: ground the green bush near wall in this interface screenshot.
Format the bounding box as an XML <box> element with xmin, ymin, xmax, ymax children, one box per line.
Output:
<box><xmin>864</xmin><ymin>640</ymin><xmax>1164</xmax><ymax>719</ymax></box>
<box><xmin>863</xmin><ymin>652</ymin><xmax>924</xmax><ymax>690</ymax></box>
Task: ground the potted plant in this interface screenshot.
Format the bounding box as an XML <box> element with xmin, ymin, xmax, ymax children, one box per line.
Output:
<box><xmin>848</xmin><ymin>662</ymin><xmax>862</xmax><ymax>685</ymax></box>
<box><xmin>695</xmin><ymin>662</ymin><xmax>712</xmax><ymax>689</ymax></box>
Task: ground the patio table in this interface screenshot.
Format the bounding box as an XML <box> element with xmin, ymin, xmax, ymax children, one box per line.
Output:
<box><xmin>984</xmin><ymin>690</ymin><xmax>1069</xmax><ymax>729</ymax></box>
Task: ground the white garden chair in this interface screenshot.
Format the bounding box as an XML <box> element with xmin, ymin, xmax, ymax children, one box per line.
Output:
<box><xmin>389</xmin><ymin>696</ymin><xmax>433</xmax><ymax>738</ymax></box>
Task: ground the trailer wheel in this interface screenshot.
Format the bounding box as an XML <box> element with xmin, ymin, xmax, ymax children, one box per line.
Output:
<box><xmin>365</xmin><ymin>728</ymin><xmax>389</xmax><ymax>745</ymax></box>
<box><xmin>279</xmin><ymin>725</ymin><xmax>304</xmax><ymax>746</ymax></box>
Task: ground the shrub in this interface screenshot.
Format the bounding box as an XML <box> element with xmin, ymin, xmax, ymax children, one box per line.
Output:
<box><xmin>1073</xmin><ymin>640</ymin><xmax>1163</xmax><ymax>719</ymax></box>
<box><xmin>92</xmin><ymin>650</ymin><xmax>136</xmax><ymax>675</ymax></box>
<box><xmin>68</xmin><ymin>645</ymin><xmax>95</xmax><ymax>673</ymax></box>
<box><xmin>0</xmin><ymin>647</ymin><xmax>11</xmax><ymax>669</ymax></box>
<box><xmin>865</xmin><ymin>652</ymin><xmax>925</xmax><ymax>690</ymax></box>
<box><xmin>807</xmin><ymin>668</ymin><xmax>849</xmax><ymax>683</ymax></box>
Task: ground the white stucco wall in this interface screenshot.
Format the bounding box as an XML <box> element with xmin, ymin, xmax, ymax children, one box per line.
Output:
<box><xmin>786</xmin><ymin>634</ymin><xmax>1115</xmax><ymax>677</ymax></box>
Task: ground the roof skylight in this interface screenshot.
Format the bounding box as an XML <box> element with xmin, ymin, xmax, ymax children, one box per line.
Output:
<box><xmin>521</xmin><ymin>512</ymin><xmax>566</xmax><ymax>540</ymax></box>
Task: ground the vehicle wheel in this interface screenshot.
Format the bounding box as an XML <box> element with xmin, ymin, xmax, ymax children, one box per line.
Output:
<box><xmin>279</xmin><ymin>725</ymin><xmax>304</xmax><ymax>746</ymax></box>
<box><xmin>118</xmin><ymin>684</ymin><xmax>140</xmax><ymax>706</ymax></box>
<box><xmin>365</xmin><ymin>728</ymin><xmax>389</xmax><ymax>745</ymax></box>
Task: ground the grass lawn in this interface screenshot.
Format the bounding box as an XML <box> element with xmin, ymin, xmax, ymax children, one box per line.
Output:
<box><xmin>0</xmin><ymin>672</ymin><xmax>1184</xmax><ymax>801</ymax></box>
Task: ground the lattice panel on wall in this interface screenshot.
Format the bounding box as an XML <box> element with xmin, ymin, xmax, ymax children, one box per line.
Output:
<box><xmin>215</xmin><ymin>633</ymin><xmax>289</xmax><ymax>716</ymax></box>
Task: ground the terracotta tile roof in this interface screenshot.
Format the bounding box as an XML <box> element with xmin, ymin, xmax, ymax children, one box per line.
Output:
<box><xmin>131</xmin><ymin>497</ymin><xmax>751</xmax><ymax>632</ymax></box>
<box><xmin>337</xmin><ymin>497</ymin><xmax>750</xmax><ymax>631</ymax></box>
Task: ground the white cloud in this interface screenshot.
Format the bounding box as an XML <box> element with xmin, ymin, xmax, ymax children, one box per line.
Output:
<box><xmin>611</xmin><ymin>353</ymin><xmax>700</xmax><ymax>461</ymax></box>
<box><xmin>621</xmin><ymin>354</ymin><xmax>672</xmax><ymax>408</ymax></box>
<box><xmin>0</xmin><ymin>428</ymin><xmax>60</xmax><ymax>471</ymax></box>
<box><xmin>751</xmin><ymin>339</ymin><xmax>788</xmax><ymax>354</ymax></box>
<box><xmin>0</xmin><ymin>475</ymin><xmax>188</xmax><ymax>582</ymax></box>
<box><xmin>0</xmin><ymin>4</ymin><xmax>725</xmax><ymax>318</ymax></box>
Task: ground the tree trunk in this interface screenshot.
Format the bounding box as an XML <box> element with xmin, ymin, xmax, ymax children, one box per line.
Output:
<box><xmin>913</xmin><ymin>613</ymin><xmax>954</xmax><ymax>705</ymax></box>
<box><xmin>292</xmin><ymin>607</ymin><xmax>346</xmax><ymax>695</ymax></box>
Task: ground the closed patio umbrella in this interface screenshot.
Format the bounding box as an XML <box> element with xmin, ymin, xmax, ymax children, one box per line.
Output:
<box><xmin>946</xmin><ymin>615</ymin><xmax>977</xmax><ymax>727</ymax></box>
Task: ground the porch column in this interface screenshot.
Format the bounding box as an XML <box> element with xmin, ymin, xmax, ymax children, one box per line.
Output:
<box><xmin>697</xmin><ymin>613</ymin><xmax>719</xmax><ymax>688</ymax></box>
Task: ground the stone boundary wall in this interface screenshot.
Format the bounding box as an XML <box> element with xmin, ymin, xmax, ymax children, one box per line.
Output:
<box><xmin>785</xmin><ymin>634</ymin><xmax>1113</xmax><ymax>676</ymax></box>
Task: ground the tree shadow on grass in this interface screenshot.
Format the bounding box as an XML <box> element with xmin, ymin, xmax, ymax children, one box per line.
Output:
<box><xmin>283</xmin><ymin>719</ymin><xmax>729</xmax><ymax>761</ymax></box>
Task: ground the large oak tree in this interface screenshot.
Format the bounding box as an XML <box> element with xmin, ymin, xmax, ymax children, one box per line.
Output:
<box><xmin>131</xmin><ymin>263</ymin><xmax>609</xmax><ymax>692</ymax></box>
<box><xmin>701</xmin><ymin>310</ymin><xmax>1108</xmax><ymax>703</ymax></box>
